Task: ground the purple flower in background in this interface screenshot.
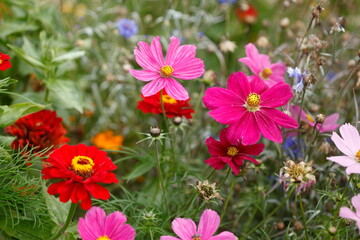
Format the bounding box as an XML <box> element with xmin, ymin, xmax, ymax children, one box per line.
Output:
<box><xmin>218</xmin><ymin>0</ymin><xmax>237</xmax><ymax>4</ymax></box>
<box><xmin>116</xmin><ymin>18</ymin><xmax>138</xmax><ymax>39</ymax></box>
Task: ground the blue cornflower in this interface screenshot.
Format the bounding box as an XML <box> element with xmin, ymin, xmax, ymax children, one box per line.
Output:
<box><xmin>218</xmin><ymin>0</ymin><xmax>237</xmax><ymax>4</ymax></box>
<box><xmin>287</xmin><ymin>67</ymin><xmax>302</xmax><ymax>79</ymax></box>
<box><xmin>283</xmin><ymin>137</ymin><xmax>305</xmax><ymax>159</ymax></box>
<box><xmin>116</xmin><ymin>18</ymin><xmax>138</xmax><ymax>39</ymax></box>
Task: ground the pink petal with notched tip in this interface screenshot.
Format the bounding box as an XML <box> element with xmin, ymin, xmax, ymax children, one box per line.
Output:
<box><xmin>203</xmin><ymin>87</ymin><xmax>243</xmax><ymax>110</ymax></box>
<box><xmin>135</xmin><ymin>42</ymin><xmax>160</xmax><ymax>71</ymax></box>
<box><xmin>128</xmin><ymin>69</ymin><xmax>159</xmax><ymax>82</ymax></box>
<box><xmin>171</xmin><ymin>45</ymin><xmax>196</xmax><ymax>67</ymax></box>
<box><xmin>327</xmin><ymin>156</ymin><xmax>355</xmax><ymax>167</ymax></box>
<box><xmin>345</xmin><ymin>163</ymin><xmax>360</xmax><ymax>175</ymax></box>
<box><xmin>317</xmin><ymin>113</ymin><xmax>339</xmax><ymax>133</ymax></box>
<box><xmin>261</xmin><ymin>108</ymin><xmax>298</xmax><ymax>129</ymax></box>
<box><xmin>227</xmin><ymin>72</ymin><xmax>250</xmax><ymax>101</ymax></box>
<box><xmin>260</xmin><ymin>83</ymin><xmax>293</xmax><ymax>108</ymax></box>
<box><xmin>164</xmin><ymin>77</ymin><xmax>189</xmax><ymax>100</ymax></box>
<box><xmin>78</xmin><ymin>207</ymin><xmax>106</xmax><ymax>239</ymax></box>
<box><xmin>172</xmin><ymin>57</ymin><xmax>204</xmax><ymax>80</ymax></box>
<box><xmin>351</xmin><ymin>194</ymin><xmax>360</xmax><ymax>216</ymax></box>
<box><xmin>150</xmin><ymin>36</ymin><xmax>165</xmax><ymax>67</ymax></box>
<box><xmin>172</xmin><ymin>218</ymin><xmax>197</xmax><ymax>240</ymax></box>
<box><xmin>331</xmin><ymin>131</ymin><xmax>354</xmax><ymax>157</ymax></box>
<box><xmin>165</xmin><ymin>37</ymin><xmax>181</xmax><ymax>65</ymax></box>
<box><xmin>141</xmin><ymin>78</ymin><xmax>166</xmax><ymax>97</ymax></box>
<box><xmin>255</xmin><ymin>111</ymin><xmax>283</xmax><ymax>143</ymax></box>
<box><xmin>197</xmin><ymin>209</ymin><xmax>220</xmax><ymax>240</ymax></box>
<box><xmin>227</xmin><ymin>112</ymin><xmax>261</xmax><ymax>146</ymax></box>
<box><xmin>238</xmin><ymin>43</ymin><xmax>262</xmax><ymax>74</ymax></box>
<box><xmin>339</xmin><ymin>207</ymin><xmax>360</xmax><ymax>222</ymax></box>
<box><xmin>339</xmin><ymin>123</ymin><xmax>360</xmax><ymax>154</ymax></box>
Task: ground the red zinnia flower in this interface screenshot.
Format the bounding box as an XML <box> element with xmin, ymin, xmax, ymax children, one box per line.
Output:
<box><xmin>235</xmin><ymin>3</ymin><xmax>258</xmax><ymax>24</ymax></box>
<box><xmin>42</xmin><ymin>144</ymin><xmax>118</xmax><ymax>210</ymax></box>
<box><xmin>0</xmin><ymin>52</ymin><xmax>12</xmax><ymax>71</ymax></box>
<box><xmin>205</xmin><ymin>128</ymin><xmax>264</xmax><ymax>175</ymax></box>
<box><xmin>137</xmin><ymin>90</ymin><xmax>194</xmax><ymax>119</ymax></box>
<box><xmin>5</xmin><ymin>110</ymin><xmax>69</xmax><ymax>155</ymax></box>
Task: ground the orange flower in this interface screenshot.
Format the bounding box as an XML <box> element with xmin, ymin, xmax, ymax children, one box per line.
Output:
<box><xmin>91</xmin><ymin>130</ymin><xmax>124</xmax><ymax>150</ymax></box>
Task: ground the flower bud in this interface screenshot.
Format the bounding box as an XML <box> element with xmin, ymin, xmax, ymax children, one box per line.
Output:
<box><xmin>173</xmin><ymin>116</ymin><xmax>182</xmax><ymax>126</ymax></box>
<box><xmin>150</xmin><ymin>125</ymin><xmax>161</xmax><ymax>137</ymax></box>
<box><xmin>294</xmin><ymin>221</ymin><xmax>304</xmax><ymax>231</ymax></box>
<box><xmin>316</xmin><ymin>113</ymin><xmax>326</xmax><ymax>123</ymax></box>
<box><xmin>276</xmin><ymin>221</ymin><xmax>285</xmax><ymax>230</ymax></box>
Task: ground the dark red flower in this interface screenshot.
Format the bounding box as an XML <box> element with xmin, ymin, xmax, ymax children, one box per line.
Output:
<box><xmin>137</xmin><ymin>90</ymin><xmax>194</xmax><ymax>119</ymax></box>
<box><xmin>42</xmin><ymin>144</ymin><xmax>118</xmax><ymax>210</ymax></box>
<box><xmin>205</xmin><ymin>128</ymin><xmax>264</xmax><ymax>175</ymax></box>
<box><xmin>235</xmin><ymin>3</ymin><xmax>258</xmax><ymax>24</ymax></box>
<box><xmin>0</xmin><ymin>52</ymin><xmax>12</xmax><ymax>71</ymax></box>
<box><xmin>5</xmin><ymin>110</ymin><xmax>69</xmax><ymax>155</ymax></box>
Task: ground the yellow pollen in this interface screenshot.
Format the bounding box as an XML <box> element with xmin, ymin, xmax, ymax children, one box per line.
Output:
<box><xmin>0</xmin><ymin>59</ymin><xmax>3</xmax><ymax>64</ymax></box>
<box><xmin>97</xmin><ymin>236</ymin><xmax>111</xmax><ymax>240</ymax></box>
<box><xmin>160</xmin><ymin>65</ymin><xmax>174</xmax><ymax>77</ymax></box>
<box><xmin>162</xmin><ymin>94</ymin><xmax>177</xmax><ymax>104</ymax></box>
<box><xmin>227</xmin><ymin>146</ymin><xmax>239</xmax><ymax>157</ymax></box>
<box><xmin>192</xmin><ymin>238</ymin><xmax>201</xmax><ymax>240</ymax></box>
<box><xmin>71</xmin><ymin>156</ymin><xmax>94</xmax><ymax>178</ymax></box>
<box><xmin>260</xmin><ymin>67</ymin><xmax>272</xmax><ymax>79</ymax></box>
<box><xmin>306</xmin><ymin>114</ymin><xmax>315</xmax><ymax>123</ymax></box>
<box><xmin>246</xmin><ymin>93</ymin><xmax>261</xmax><ymax>112</ymax></box>
<box><xmin>356</xmin><ymin>150</ymin><xmax>360</xmax><ymax>162</ymax></box>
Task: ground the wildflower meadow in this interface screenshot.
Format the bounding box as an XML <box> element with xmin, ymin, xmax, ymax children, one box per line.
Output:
<box><xmin>1</xmin><ymin>0</ymin><xmax>360</xmax><ymax>239</ymax></box>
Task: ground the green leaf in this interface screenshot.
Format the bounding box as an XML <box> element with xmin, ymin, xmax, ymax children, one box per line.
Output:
<box><xmin>52</xmin><ymin>51</ymin><xmax>85</xmax><ymax>63</ymax></box>
<box><xmin>0</xmin><ymin>22</ymin><xmax>38</xmax><ymax>38</ymax></box>
<box><xmin>0</xmin><ymin>77</ymin><xmax>17</xmax><ymax>91</ymax></box>
<box><xmin>41</xmin><ymin>181</ymin><xmax>70</xmax><ymax>226</ymax></box>
<box><xmin>47</xmin><ymin>80</ymin><xmax>83</xmax><ymax>113</ymax></box>
<box><xmin>123</xmin><ymin>161</ymin><xmax>155</xmax><ymax>180</ymax></box>
<box><xmin>0</xmin><ymin>102</ymin><xmax>46</xmax><ymax>127</ymax></box>
<box><xmin>0</xmin><ymin>136</ymin><xmax>16</xmax><ymax>148</ymax></box>
<box><xmin>7</xmin><ymin>44</ymin><xmax>47</xmax><ymax>69</ymax></box>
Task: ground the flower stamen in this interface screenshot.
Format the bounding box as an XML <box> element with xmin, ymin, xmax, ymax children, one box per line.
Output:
<box><xmin>227</xmin><ymin>146</ymin><xmax>239</xmax><ymax>156</ymax></box>
<box><xmin>71</xmin><ymin>156</ymin><xmax>94</xmax><ymax>178</ymax></box>
<box><xmin>260</xmin><ymin>67</ymin><xmax>272</xmax><ymax>79</ymax></box>
<box><xmin>97</xmin><ymin>236</ymin><xmax>111</xmax><ymax>240</ymax></box>
<box><xmin>192</xmin><ymin>234</ymin><xmax>201</xmax><ymax>240</ymax></box>
<box><xmin>356</xmin><ymin>150</ymin><xmax>360</xmax><ymax>163</ymax></box>
<box><xmin>162</xmin><ymin>94</ymin><xmax>177</xmax><ymax>104</ymax></box>
<box><xmin>160</xmin><ymin>65</ymin><xmax>174</xmax><ymax>77</ymax></box>
<box><xmin>245</xmin><ymin>93</ymin><xmax>261</xmax><ymax>112</ymax></box>
<box><xmin>0</xmin><ymin>59</ymin><xmax>3</xmax><ymax>64</ymax></box>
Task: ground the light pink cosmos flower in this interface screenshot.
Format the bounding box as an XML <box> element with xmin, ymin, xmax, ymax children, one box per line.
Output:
<box><xmin>327</xmin><ymin>123</ymin><xmax>360</xmax><ymax>175</ymax></box>
<box><xmin>78</xmin><ymin>206</ymin><xmax>135</xmax><ymax>240</ymax></box>
<box><xmin>129</xmin><ymin>36</ymin><xmax>204</xmax><ymax>100</ymax></box>
<box><xmin>203</xmin><ymin>71</ymin><xmax>298</xmax><ymax>145</ymax></box>
<box><xmin>160</xmin><ymin>209</ymin><xmax>236</xmax><ymax>240</ymax></box>
<box><xmin>238</xmin><ymin>43</ymin><xmax>286</xmax><ymax>87</ymax></box>
<box><xmin>339</xmin><ymin>194</ymin><xmax>360</xmax><ymax>234</ymax></box>
<box><xmin>288</xmin><ymin>105</ymin><xmax>340</xmax><ymax>133</ymax></box>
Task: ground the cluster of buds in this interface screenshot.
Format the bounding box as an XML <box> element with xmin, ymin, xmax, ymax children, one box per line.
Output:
<box><xmin>279</xmin><ymin>160</ymin><xmax>316</xmax><ymax>194</ymax></box>
<box><xmin>196</xmin><ymin>180</ymin><xmax>224</xmax><ymax>203</ymax></box>
<box><xmin>311</xmin><ymin>1</ymin><xmax>324</xmax><ymax>19</ymax></box>
<box><xmin>300</xmin><ymin>35</ymin><xmax>327</xmax><ymax>53</ymax></box>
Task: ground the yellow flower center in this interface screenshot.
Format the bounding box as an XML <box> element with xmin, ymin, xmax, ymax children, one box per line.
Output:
<box><xmin>192</xmin><ymin>235</ymin><xmax>201</xmax><ymax>240</ymax></box>
<box><xmin>306</xmin><ymin>114</ymin><xmax>315</xmax><ymax>123</ymax></box>
<box><xmin>162</xmin><ymin>94</ymin><xmax>177</xmax><ymax>104</ymax></box>
<box><xmin>160</xmin><ymin>65</ymin><xmax>174</xmax><ymax>77</ymax></box>
<box><xmin>0</xmin><ymin>59</ymin><xmax>3</xmax><ymax>64</ymax></box>
<box><xmin>356</xmin><ymin>150</ymin><xmax>360</xmax><ymax>162</ymax></box>
<box><xmin>71</xmin><ymin>156</ymin><xmax>94</xmax><ymax>178</ymax></box>
<box><xmin>245</xmin><ymin>93</ymin><xmax>261</xmax><ymax>112</ymax></box>
<box><xmin>227</xmin><ymin>146</ymin><xmax>239</xmax><ymax>156</ymax></box>
<box><xmin>192</xmin><ymin>238</ymin><xmax>201</xmax><ymax>240</ymax></box>
<box><xmin>260</xmin><ymin>67</ymin><xmax>272</xmax><ymax>79</ymax></box>
<box><xmin>97</xmin><ymin>236</ymin><xmax>111</xmax><ymax>240</ymax></box>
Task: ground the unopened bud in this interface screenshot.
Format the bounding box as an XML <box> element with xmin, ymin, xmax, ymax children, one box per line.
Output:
<box><xmin>150</xmin><ymin>125</ymin><xmax>161</xmax><ymax>137</ymax></box>
<box><xmin>280</xmin><ymin>18</ymin><xmax>290</xmax><ymax>28</ymax></box>
<box><xmin>173</xmin><ymin>116</ymin><xmax>182</xmax><ymax>125</ymax></box>
<box><xmin>294</xmin><ymin>221</ymin><xmax>304</xmax><ymax>231</ymax></box>
<box><xmin>276</xmin><ymin>221</ymin><xmax>285</xmax><ymax>230</ymax></box>
<box><xmin>328</xmin><ymin>226</ymin><xmax>337</xmax><ymax>235</ymax></box>
<box><xmin>316</xmin><ymin>113</ymin><xmax>326</xmax><ymax>123</ymax></box>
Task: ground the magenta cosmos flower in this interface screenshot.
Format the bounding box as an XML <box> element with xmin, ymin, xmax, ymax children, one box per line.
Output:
<box><xmin>160</xmin><ymin>209</ymin><xmax>236</xmax><ymax>240</ymax></box>
<box><xmin>339</xmin><ymin>194</ymin><xmax>360</xmax><ymax>234</ymax></box>
<box><xmin>129</xmin><ymin>36</ymin><xmax>204</xmax><ymax>100</ymax></box>
<box><xmin>78</xmin><ymin>206</ymin><xmax>136</xmax><ymax>240</ymax></box>
<box><xmin>238</xmin><ymin>43</ymin><xmax>286</xmax><ymax>87</ymax></box>
<box><xmin>205</xmin><ymin>128</ymin><xmax>264</xmax><ymax>175</ymax></box>
<box><xmin>327</xmin><ymin>123</ymin><xmax>360</xmax><ymax>175</ymax></box>
<box><xmin>203</xmin><ymin>71</ymin><xmax>298</xmax><ymax>145</ymax></box>
<box><xmin>288</xmin><ymin>105</ymin><xmax>340</xmax><ymax>133</ymax></box>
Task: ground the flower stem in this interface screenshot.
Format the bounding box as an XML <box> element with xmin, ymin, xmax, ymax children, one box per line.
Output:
<box><xmin>49</xmin><ymin>203</ymin><xmax>77</xmax><ymax>240</ymax></box>
<box><xmin>220</xmin><ymin>176</ymin><xmax>236</xmax><ymax>221</ymax></box>
<box><xmin>240</xmin><ymin>187</ymin><xmax>295</xmax><ymax>240</ymax></box>
<box><xmin>333</xmin><ymin>175</ymin><xmax>353</xmax><ymax>224</ymax></box>
<box><xmin>298</xmin><ymin>194</ymin><xmax>310</xmax><ymax>240</ymax></box>
<box><xmin>154</xmin><ymin>140</ymin><xmax>169</xmax><ymax>213</ymax></box>
<box><xmin>218</xmin><ymin>167</ymin><xmax>231</xmax><ymax>188</ymax></box>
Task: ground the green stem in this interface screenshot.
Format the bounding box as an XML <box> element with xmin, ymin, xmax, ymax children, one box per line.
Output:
<box><xmin>240</xmin><ymin>187</ymin><xmax>295</xmax><ymax>240</ymax></box>
<box><xmin>220</xmin><ymin>176</ymin><xmax>236</xmax><ymax>221</ymax></box>
<box><xmin>333</xmin><ymin>175</ymin><xmax>353</xmax><ymax>223</ymax></box>
<box><xmin>298</xmin><ymin>194</ymin><xmax>310</xmax><ymax>240</ymax></box>
<box><xmin>49</xmin><ymin>203</ymin><xmax>77</xmax><ymax>240</ymax></box>
<box><xmin>218</xmin><ymin>167</ymin><xmax>231</xmax><ymax>188</ymax></box>
<box><xmin>154</xmin><ymin>141</ymin><xmax>169</xmax><ymax>213</ymax></box>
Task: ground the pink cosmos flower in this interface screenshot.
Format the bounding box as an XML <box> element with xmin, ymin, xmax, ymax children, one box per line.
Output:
<box><xmin>160</xmin><ymin>209</ymin><xmax>236</xmax><ymax>240</ymax></box>
<box><xmin>78</xmin><ymin>206</ymin><xmax>136</xmax><ymax>240</ymax></box>
<box><xmin>129</xmin><ymin>36</ymin><xmax>204</xmax><ymax>100</ymax></box>
<box><xmin>205</xmin><ymin>128</ymin><xmax>264</xmax><ymax>175</ymax></box>
<box><xmin>288</xmin><ymin>105</ymin><xmax>340</xmax><ymax>133</ymax></box>
<box><xmin>339</xmin><ymin>194</ymin><xmax>360</xmax><ymax>234</ymax></box>
<box><xmin>238</xmin><ymin>43</ymin><xmax>286</xmax><ymax>87</ymax></box>
<box><xmin>327</xmin><ymin>123</ymin><xmax>360</xmax><ymax>175</ymax></box>
<box><xmin>203</xmin><ymin>71</ymin><xmax>298</xmax><ymax>145</ymax></box>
